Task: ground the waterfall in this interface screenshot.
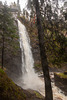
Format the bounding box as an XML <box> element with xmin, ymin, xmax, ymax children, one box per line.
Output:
<box><xmin>18</xmin><ymin>20</ymin><xmax>45</xmax><ymax>94</ymax></box>
<box><xmin>17</xmin><ymin>20</ymin><xmax>67</xmax><ymax>100</ymax></box>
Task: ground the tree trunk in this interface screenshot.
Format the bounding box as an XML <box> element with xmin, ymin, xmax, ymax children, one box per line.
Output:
<box><xmin>2</xmin><ymin>34</ymin><xmax>4</xmax><ymax>69</ymax></box>
<box><xmin>34</xmin><ymin>0</ymin><xmax>53</xmax><ymax>100</ymax></box>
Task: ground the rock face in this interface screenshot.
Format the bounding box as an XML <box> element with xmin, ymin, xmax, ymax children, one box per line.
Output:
<box><xmin>54</xmin><ymin>73</ymin><xmax>67</xmax><ymax>95</ymax></box>
<box><xmin>4</xmin><ymin>47</ymin><xmax>22</xmax><ymax>79</ymax></box>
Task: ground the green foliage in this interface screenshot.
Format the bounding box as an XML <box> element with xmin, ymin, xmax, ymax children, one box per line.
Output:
<box><xmin>0</xmin><ymin>4</ymin><xmax>17</xmax><ymax>38</ymax></box>
<box><xmin>56</xmin><ymin>73</ymin><xmax>67</xmax><ymax>78</ymax></box>
<box><xmin>0</xmin><ymin>68</ymin><xmax>5</xmax><ymax>74</ymax></box>
<box><xmin>44</xmin><ymin>25</ymin><xmax>67</xmax><ymax>67</ymax></box>
<box><xmin>34</xmin><ymin>63</ymin><xmax>42</xmax><ymax>71</ymax></box>
<box><xmin>27</xmin><ymin>0</ymin><xmax>67</xmax><ymax>68</ymax></box>
<box><xmin>34</xmin><ymin>91</ymin><xmax>43</xmax><ymax>99</ymax></box>
<box><xmin>0</xmin><ymin>4</ymin><xmax>18</xmax><ymax>68</ymax></box>
<box><xmin>0</xmin><ymin>68</ymin><xmax>26</xmax><ymax>100</ymax></box>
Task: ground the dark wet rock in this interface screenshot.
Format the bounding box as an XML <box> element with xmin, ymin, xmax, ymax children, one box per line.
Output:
<box><xmin>64</xmin><ymin>71</ymin><xmax>67</xmax><ymax>75</ymax></box>
<box><xmin>54</xmin><ymin>73</ymin><xmax>67</xmax><ymax>96</ymax></box>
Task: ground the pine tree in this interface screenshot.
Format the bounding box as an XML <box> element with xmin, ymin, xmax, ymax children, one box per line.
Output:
<box><xmin>0</xmin><ymin>4</ymin><xmax>16</xmax><ymax>69</ymax></box>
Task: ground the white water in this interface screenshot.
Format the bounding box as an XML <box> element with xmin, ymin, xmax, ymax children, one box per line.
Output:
<box><xmin>18</xmin><ymin>20</ymin><xmax>67</xmax><ymax>100</ymax></box>
<box><xmin>18</xmin><ymin>20</ymin><xmax>45</xmax><ymax>95</ymax></box>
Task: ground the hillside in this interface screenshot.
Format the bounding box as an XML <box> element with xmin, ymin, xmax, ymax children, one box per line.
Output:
<box><xmin>0</xmin><ymin>68</ymin><xmax>44</xmax><ymax>100</ymax></box>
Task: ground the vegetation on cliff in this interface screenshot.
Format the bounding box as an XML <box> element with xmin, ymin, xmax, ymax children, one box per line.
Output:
<box><xmin>55</xmin><ymin>72</ymin><xmax>67</xmax><ymax>78</ymax></box>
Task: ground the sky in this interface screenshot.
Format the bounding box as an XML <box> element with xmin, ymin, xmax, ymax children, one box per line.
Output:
<box><xmin>0</xmin><ymin>0</ymin><xmax>66</xmax><ymax>11</ymax></box>
<box><xmin>0</xmin><ymin>0</ymin><xmax>28</xmax><ymax>11</ymax></box>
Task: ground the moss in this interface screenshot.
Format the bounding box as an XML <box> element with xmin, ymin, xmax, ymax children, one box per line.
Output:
<box><xmin>35</xmin><ymin>64</ymin><xmax>41</xmax><ymax>68</ymax></box>
<box><xmin>56</xmin><ymin>73</ymin><xmax>67</xmax><ymax>78</ymax></box>
<box><xmin>34</xmin><ymin>91</ymin><xmax>43</xmax><ymax>99</ymax></box>
<box><xmin>0</xmin><ymin>68</ymin><xmax>26</xmax><ymax>100</ymax></box>
<box><xmin>34</xmin><ymin>63</ymin><xmax>42</xmax><ymax>71</ymax></box>
<box><xmin>0</xmin><ymin>68</ymin><xmax>5</xmax><ymax>74</ymax></box>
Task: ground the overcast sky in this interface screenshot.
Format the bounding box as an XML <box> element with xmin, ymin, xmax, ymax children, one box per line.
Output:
<box><xmin>0</xmin><ymin>0</ymin><xmax>66</xmax><ymax>11</ymax></box>
<box><xmin>0</xmin><ymin>0</ymin><xmax>28</xmax><ymax>11</ymax></box>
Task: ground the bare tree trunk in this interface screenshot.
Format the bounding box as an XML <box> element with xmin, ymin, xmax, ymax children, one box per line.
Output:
<box><xmin>34</xmin><ymin>0</ymin><xmax>53</xmax><ymax>100</ymax></box>
<box><xmin>2</xmin><ymin>34</ymin><xmax>4</xmax><ymax>69</ymax></box>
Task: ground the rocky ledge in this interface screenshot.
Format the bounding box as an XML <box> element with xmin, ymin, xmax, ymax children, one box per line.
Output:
<box><xmin>54</xmin><ymin>72</ymin><xmax>67</xmax><ymax>96</ymax></box>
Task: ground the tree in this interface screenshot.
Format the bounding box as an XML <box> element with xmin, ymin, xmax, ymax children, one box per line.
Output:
<box><xmin>27</xmin><ymin>0</ymin><xmax>53</xmax><ymax>100</ymax></box>
<box><xmin>0</xmin><ymin>4</ymin><xmax>16</xmax><ymax>69</ymax></box>
<box><xmin>39</xmin><ymin>0</ymin><xmax>67</xmax><ymax>67</ymax></box>
<box><xmin>34</xmin><ymin>0</ymin><xmax>53</xmax><ymax>100</ymax></box>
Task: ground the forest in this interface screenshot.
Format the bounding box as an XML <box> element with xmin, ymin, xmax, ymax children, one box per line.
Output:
<box><xmin>0</xmin><ymin>0</ymin><xmax>67</xmax><ymax>100</ymax></box>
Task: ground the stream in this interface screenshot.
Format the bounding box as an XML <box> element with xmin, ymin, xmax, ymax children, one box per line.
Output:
<box><xmin>17</xmin><ymin>20</ymin><xmax>67</xmax><ymax>100</ymax></box>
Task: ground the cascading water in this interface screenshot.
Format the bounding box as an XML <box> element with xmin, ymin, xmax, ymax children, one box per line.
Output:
<box><xmin>17</xmin><ymin>20</ymin><xmax>67</xmax><ymax>100</ymax></box>
<box><xmin>18</xmin><ymin>20</ymin><xmax>45</xmax><ymax>95</ymax></box>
